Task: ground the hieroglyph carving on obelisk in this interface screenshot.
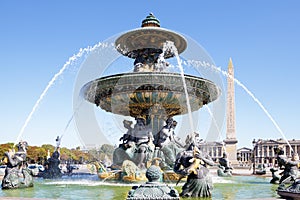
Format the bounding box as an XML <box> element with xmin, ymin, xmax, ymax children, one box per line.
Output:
<box><xmin>225</xmin><ymin>58</ymin><xmax>238</xmax><ymax>164</ymax></box>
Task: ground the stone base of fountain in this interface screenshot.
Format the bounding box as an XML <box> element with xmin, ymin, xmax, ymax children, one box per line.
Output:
<box><xmin>126</xmin><ymin>165</ymin><xmax>180</xmax><ymax>200</ymax></box>
<box><xmin>277</xmin><ymin>180</ymin><xmax>300</xmax><ymax>199</ymax></box>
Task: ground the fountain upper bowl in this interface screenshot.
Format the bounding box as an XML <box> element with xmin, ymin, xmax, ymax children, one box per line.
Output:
<box><xmin>82</xmin><ymin>72</ymin><xmax>221</xmax><ymax>118</ymax></box>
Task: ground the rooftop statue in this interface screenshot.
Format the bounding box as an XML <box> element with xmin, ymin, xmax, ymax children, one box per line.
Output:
<box><xmin>1</xmin><ymin>141</ymin><xmax>33</xmax><ymax>189</ymax></box>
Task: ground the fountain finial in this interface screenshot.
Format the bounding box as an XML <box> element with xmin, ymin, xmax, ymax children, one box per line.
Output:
<box><xmin>141</xmin><ymin>13</ymin><xmax>160</xmax><ymax>27</ymax></box>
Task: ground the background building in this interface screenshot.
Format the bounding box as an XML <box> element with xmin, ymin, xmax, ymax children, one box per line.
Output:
<box><xmin>237</xmin><ymin>147</ymin><xmax>252</xmax><ymax>166</ymax></box>
<box><xmin>198</xmin><ymin>141</ymin><xmax>224</xmax><ymax>161</ymax></box>
<box><xmin>252</xmin><ymin>138</ymin><xmax>300</xmax><ymax>166</ymax></box>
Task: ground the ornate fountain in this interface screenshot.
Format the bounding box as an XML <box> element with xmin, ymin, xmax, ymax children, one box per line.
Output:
<box><xmin>82</xmin><ymin>13</ymin><xmax>221</xmax><ymax>183</ymax></box>
<box><xmin>1</xmin><ymin>141</ymin><xmax>33</xmax><ymax>189</ymax></box>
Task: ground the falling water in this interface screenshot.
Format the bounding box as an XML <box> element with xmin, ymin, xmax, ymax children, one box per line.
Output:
<box><xmin>163</xmin><ymin>41</ymin><xmax>195</xmax><ymax>137</ymax></box>
<box><xmin>204</xmin><ymin>105</ymin><xmax>226</xmax><ymax>152</ymax></box>
<box><xmin>58</xmin><ymin>100</ymin><xmax>85</xmax><ymax>143</ymax></box>
<box><xmin>14</xmin><ymin>42</ymin><xmax>108</xmax><ymax>146</ymax></box>
<box><xmin>184</xmin><ymin>59</ymin><xmax>293</xmax><ymax>152</ymax></box>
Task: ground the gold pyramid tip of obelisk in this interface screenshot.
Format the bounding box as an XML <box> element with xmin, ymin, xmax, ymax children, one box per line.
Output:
<box><xmin>228</xmin><ymin>57</ymin><xmax>233</xmax><ymax>69</ymax></box>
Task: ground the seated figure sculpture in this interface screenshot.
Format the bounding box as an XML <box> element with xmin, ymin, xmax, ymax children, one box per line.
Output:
<box><xmin>1</xmin><ymin>141</ymin><xmax>33</xmax><ymax>189</ymax></box>
<box><xmin>153</xmin><ymin>117</ymin><xmax>183</xmax><ymax>169</ymax></box>
<box><xmin>275</xmin><ymin>146</ymin><xmax>300</xmax><ymax>185</ymax></box>
<box><xmin>279</xmin><ymin>152</ymin><xmax>300</xmax><ymax>185</ymax></box>
<box><xmin>133</xmin><ymin>48</ymin><xmax>169</xmax><ymax>72</ymax></box>
<box><xmin>174</xmin><ymin>138</ymin><xmax>215</xmax><ymax>198</ymax></box>
<box><xmin>217</xmin><ymin>152</ymin><xmax>233</xmax><ymax>177</ymax></box>
<box><xmin>112</xmin><ymin>120</ymin><xmax>136</xmax><ymax>169</ymax></box>
<box><xmin>276</xmin><ymin>150</ymin><xmax>300</xmax><ymax>199</ymax></box>
<box><xmin>132</xmin><ymin>116</ymin><xmax>154</xmax><ymax>169</ymax></box>
<box><xmin>112</xmin><ymin>117</ymin><xmax>154</xmax><ymax>170</ymax></box>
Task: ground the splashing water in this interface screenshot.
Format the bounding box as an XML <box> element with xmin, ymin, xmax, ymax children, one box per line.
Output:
<box><xmin>14</xmin><ymin>42</ymin><xmax>108</xmax><ymax>146</ymax></box>
<box><xmin>58</xmin><ymin>100</ymin><xmax>85</xmax><ymax>144</ymax></box>
<box><xmin>184</xmin><ymin>59</ymin><xmax>293</xmax><ymax>151</ymax></box>
<box><xmin>163</xmin><ymin>41</ymin><xmax>195</xmax><ymax>137</ymax></box>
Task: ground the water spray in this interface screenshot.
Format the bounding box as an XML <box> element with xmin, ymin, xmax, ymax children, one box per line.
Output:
<box><xmin>204</xmin><ymin>105</ymin><xmax>227</xmax><ymax>152</ymax></box>
<box><xmin>163</xmin><ymin>41</ymin><xmax>196</xmax><ymax>145</ymax></box>
<box><xmin>57</xmin><ymin>100</ymin><xmax>84</xmax><ymax>146</ymax></box>
<box><xmin>186</xmin><ymin>59</ymin><xmax>293</xmax><ymax>152</ymax></box>
<box><xmin>14</xmin><ymin>42</ymin><xmax>107</xmax><ymax>146</ymax></box>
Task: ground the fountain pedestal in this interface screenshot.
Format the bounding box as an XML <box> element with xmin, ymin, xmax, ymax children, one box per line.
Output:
<box><xmin>126</xmin><ymin>165</ymin><xmax>180</xmax><ymax>200</ymax></box>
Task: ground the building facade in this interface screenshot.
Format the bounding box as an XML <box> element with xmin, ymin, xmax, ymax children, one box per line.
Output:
<box><xmin>237</xmin><ymin>147</ymin><xmax>252</xmax><ymax>166</ymax></box>
<box><xmin>198</xmin><ymin>141</ymin><xmax>225</xmax><ymax>162</ymax></box>
<box><xmin>252</xmin><ymin>138</ymin><xmax>300</xmax><ymax>166</ymax></box>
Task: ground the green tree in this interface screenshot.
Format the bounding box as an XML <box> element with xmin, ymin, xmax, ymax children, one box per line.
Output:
<box><xmin>27</xmin><ymin>146</ymin><xmax>47</xmax><ymax>163</ymax></box>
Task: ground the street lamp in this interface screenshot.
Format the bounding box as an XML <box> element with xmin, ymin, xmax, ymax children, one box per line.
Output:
<box><xmin>252</xmin><ymin>139</ymin><xmax>256</xmax><ymax>175</ymax></box>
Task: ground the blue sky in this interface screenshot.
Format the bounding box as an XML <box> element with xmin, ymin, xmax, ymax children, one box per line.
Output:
<box><xmin>0</xmin><ymin>1</ymin><xmax>299</xmax><ymax>149</ymax></box>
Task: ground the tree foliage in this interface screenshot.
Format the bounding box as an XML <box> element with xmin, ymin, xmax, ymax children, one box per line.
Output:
<box><xmin>0</xmin><ymin>143</ymin><xmax>115</xmax><ymax>165</ymax></box>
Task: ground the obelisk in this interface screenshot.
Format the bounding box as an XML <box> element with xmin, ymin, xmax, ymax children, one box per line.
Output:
<box><xmin>224</xmin><ymin>58</ymin><xmax>238</xmax><ymax>164</ymax></box>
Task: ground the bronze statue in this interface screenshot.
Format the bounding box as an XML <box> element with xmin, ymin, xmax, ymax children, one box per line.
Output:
<box><xmin>277</xmin><ymin>152</ymin><xmax>300</xmax><ymax>199</ymax></box>
<box><xmin>270</xmin><ymin>167</ymin><xmax>281</xmax><ymax>184</ymax></box>
<box><xmin>112</xmin><ymin>120</ymin><xmax>136</xmax><ymax>168</ymax></box>
<box><xmin>217</xmin><ymin>152</ymin><xmax>233</xmax><ymax>177</ymax></box>
<box><xmin>174</xmin><ymin>141</ymin><xmax>215</xmax><ymax>198</ymax></box>
<box><xmin>132</xmin><ymin>117</ymin><xmax>154</xmax><ymax>169</ymax></box>
<box><xmin>153</xmin><ymin>117</ymin><xmax>183</xmax><ymax>169</ymax></box>
<box><xmin>276</xmin><ymin>147</ymin><xmax>300</xmax><ymax>184</ymax></box>
<box><xmin>127</xmin><ymin>165</ymin><xmax>180</xmax><ymax>200</ymax></box>
<box><xmin>279</xmin><ymin>152</ymin><xmax>299</xmax><ymax>184</ymax></box>
<box><xmin>41</xmin><ymin>136</ymin><xmax>63</xmax><ymax>179</ymax></box>
<box><xmin>1</xmin><ymin>141</ymin><xmax>33</xmax><ymax>189</ymax></box>
<box><xmin>112</xmin><ymin>117</ymin><xmax>154</xmax><ymax>170</ymax></box>
<box><xmin>41</xmin><ymin>148</ymin><xmax>62</xmax><ymax>179</ymax></box>
<box><xmin>133</xmin><ymin>48</ymin><xmax>169</xmax><ymax>72</ymax></box>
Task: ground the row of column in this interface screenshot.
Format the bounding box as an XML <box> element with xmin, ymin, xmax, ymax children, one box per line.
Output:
<box><xmin>200</xmin><ymin>146</ymin><xmax>223</xmax><ymax>158</ymax></box>
<box><xmin>254</xmin><ymin>144</ymin><xmax>299</xmax><ymax>165</ymax></box>
<box><xmin>256</xmin><ymin>144</ymin><xmax>299</xmax><ymax>158</ymax></box>
<box><xmin>238</xmin><ymin>152</ymin><xmax>251</xmax><ymax>162</ymax></box>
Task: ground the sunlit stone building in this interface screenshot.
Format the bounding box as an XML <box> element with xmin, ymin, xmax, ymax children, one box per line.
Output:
<box><xmin>237</xmin><ymin>147</ymin><xmax>252</xmax><ymax>166</ymax></box>
<box><xmin>252</xmin><ymin>138</ymin><xmax>300</xmax><ymax>166</ymax></box>
<box><xmin>198</xmin><ymin>141</ymin><xmax>225</xmax><ymax>161</ymax></box>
